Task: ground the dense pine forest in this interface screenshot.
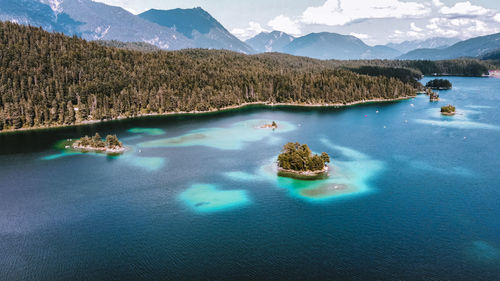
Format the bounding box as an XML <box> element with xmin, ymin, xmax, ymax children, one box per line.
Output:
<box><xmin>0</xmin><ymin>21</ymin><xmax>419</xmax><ymax>131</ymax></box>
<box><xmin>0</xmin><ymin>21</ymin><xmax>491</xmax><ymax>131</ymax></box>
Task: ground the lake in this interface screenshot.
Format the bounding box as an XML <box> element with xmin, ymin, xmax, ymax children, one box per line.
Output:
<box><xmin>1</xmin><ymin>77</ymin><xmax>499</xmax><ymax>280</ymax></box>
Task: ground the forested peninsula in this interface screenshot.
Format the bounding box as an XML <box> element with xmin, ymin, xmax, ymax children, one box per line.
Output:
<box><xmin>0</xmin><ymin>21</ymin><xmax>490</xmax><ymax>132</ymax></box>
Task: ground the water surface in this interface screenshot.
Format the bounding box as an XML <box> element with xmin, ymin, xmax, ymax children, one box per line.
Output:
<box><xmin>1</xmin><ymin>77</ymin><xmax>499</xmax><ymax>280</ymax></box>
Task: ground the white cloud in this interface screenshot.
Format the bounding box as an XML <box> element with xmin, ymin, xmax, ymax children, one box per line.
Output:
<box><xmin>232</xmin><ymin>22</ymin><xmax>270</xmax><ymax>40</ymax></box>
<box><xmin>432</xmin><ymin>0</ymin><xmax>444</xmax><ymax>7</ymax></box>
<box><xmin>350</xmin><ymin>32</ymin><xmax>369</xmax><ymax>39</ymax></box>
<box><xmin>410</xmin><ymin>22</ymin><xmax>423</xmax><ymax>32</ymax></box>
<box><xmin>267</xmin><ymin>15</ymin><xmax>301</xmax><ymax>35</ymax></box>
<box><xmin>424</xmin><ymin>17</ymin><xmax>498</xmax><ymax>38</ymax></box>
<box><xmin>494</xmin><ymin>13</ymin><xmax>500</xmax><ymax>23</ymax></box>
<box><xmin>440</xmin><ymin>1</ymin><xmax>491</xmax><ymax>16</ymax></box>
<box><xmin>300</xmin><ymin>0</ymin><xmax>430</xmax><ymax>26</ymax></box>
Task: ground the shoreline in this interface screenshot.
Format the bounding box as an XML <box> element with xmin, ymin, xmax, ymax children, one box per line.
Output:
<box><xmin>0</xmin><ymin>96</ymin><xmax>414</xmax><ymax>134</ymax></box>
<box><xmin>277</xmin><ymin>165</ymin><xmax>330</xmax><ymax>181</ymax></box>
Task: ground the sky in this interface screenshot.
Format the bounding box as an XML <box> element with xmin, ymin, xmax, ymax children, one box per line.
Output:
<box><xmin>94</xmin><ymin>0</ymin><xmax>500</xmax><ymax>45</ymax></box>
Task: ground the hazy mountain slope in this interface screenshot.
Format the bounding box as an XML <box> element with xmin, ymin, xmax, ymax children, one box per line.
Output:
<box><xmin>0</xmin><ymin>0</ymin><xmax>81</xmax><ymax>35</ymax></box>
<box><xmin>57</xmin><ymin>0</ymin><xmax>191</xmax><ymax>50</ymax></box>
<box><xmin>282</xmin><ymin>32</ymin><xmax>400</xmax><ymax>60</ymax></box>
<box><xmin>139</xmin><ymin>7</ymin><xmax>253</xmax><ymax>53</ymax></box>
<box><xmin>387</xmin><ymin>37</ymin><xmax>460</xmax><ymax>53</ymax></box>
<box><xmin>399</xmin><ymin>33</ymin><xmax>500</xmax><ymax>60</ymax></box>
<box><xmin>246</xmin><ymin>31</ymin><xmax>295</xmax><ymax>53</ymax></box>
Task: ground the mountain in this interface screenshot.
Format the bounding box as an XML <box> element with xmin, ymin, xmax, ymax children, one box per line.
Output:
<box><xmin>245</xmin><ymin>31</ymin><xmax>295</xmax><ymax>53</ymax></box>
<box><xmin>282</xmin><ymin>32</ymin><xmax>401</xmax><ymax>60</ymax></box>
<box><xmin>386</xmin><ymin>37</ymin><xmax>460</xmax><ymax>53</ymax></box>
<box><xmin>54</xmin><ymin>0</ymin><xmax>192</xmax><ymax>49</ymax></box>
<box><xmin>139</xmin><ymin>7</ymin><xmax>254</xmax><ymax>53</ymax></box>
<box><xmin>0</xmin><ymin>0</ymin><xmax>81</xmax><ymax>35</ymax></box>
<box><xmin>399</xmin><ymin>33</ymin><xmax>500</xmax><ymax>60</ymax></box>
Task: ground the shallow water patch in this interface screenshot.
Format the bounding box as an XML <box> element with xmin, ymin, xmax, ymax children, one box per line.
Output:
<box><xmin>179</xmin><ymin>184</ymin><xmax>251</xmax><ymax>213</ymax></box>
<box><xmin>128</xmin><ymin>128</ymin><xmax>166</xmax><ymax>136</ymax></box>
<box><xmin>415</xmin><ymin>108</ymin><xmax>499</xmax><ymax>130</ymax></box>
<box><xmin>138</xmin><ymin>119</ymin><xmax>296</xmax><ymax>150</ymax></box>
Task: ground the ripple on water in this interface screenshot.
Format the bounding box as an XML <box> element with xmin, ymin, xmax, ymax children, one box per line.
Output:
<box><xmin>128</xmin><ymin>128</ymin><xmax>166</xmax><ymax>136</ymax></box>
<box><xmin>467</xmin><ymin>240</ymin><xmax>500</xmax><ymax>263</ymax></box>
<box><xmin>179</xmin><ymin>184</ymin><xmax>251</xmax><ymax>213</ymax></box>
<box><xmin>138</xmin><ymin>119</ymin><xmax>296</xmax><ymax>150</ymax></box>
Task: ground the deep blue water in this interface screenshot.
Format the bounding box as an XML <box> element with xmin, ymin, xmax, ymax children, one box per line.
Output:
<box><xmin>0</xmin><ymin>77</ymin><xmax>499</xmax><ymax>280</ymax></box>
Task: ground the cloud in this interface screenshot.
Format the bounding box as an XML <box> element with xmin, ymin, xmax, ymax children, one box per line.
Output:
<box><xmin>432</xmin><ymin>0</ymin><xmax>444</xmax><ymax>7</ymax></box>
<box><xmin>425</xmin><ymin>17</ymin><xmax>497</xmax><ymax>38</ymax></box>
<box><xmin>300</xmin><ymin>0</ymin><xmax>430</xmax><ymax>26</ymax></box>
<box><xmin>495</xmin><ymin>13</ymin><xmax>500</xmax><ymax>23</ymax></box>
<box><xmin>410</xmin><ymin>22</ymin><xmax>423</xmax><ymax>32</ymax></box>
<box><xmin>231</xmin><ymin>22</ymin><xmax>270</xmax><ymax>40</ymax></box>
<box><xmin>350</xmin><ymin>32</ymin><xmax>369</xmax><ymax>39</ymax></box>
<box><xmin>439</xmin><ymin>1</ymin><xmax>492</xmax><ymax>16</ymax></box>
<box><xmin>267</xmin><ymin>15</ymin><xmax>301</xmax><ymax>35</ymax></box>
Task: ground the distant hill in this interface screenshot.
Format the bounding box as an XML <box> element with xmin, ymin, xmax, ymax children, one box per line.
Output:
<box><xmin>387</xmin><ymin>37</ymin><xmax>460</xmax><ymax>54</ymax></box>
<box><xmin>282</xmin><ymin>32</ymin><xmax>401</xmax><ymax>60</ymax></box>
<box><xmin>399</xmin><ymin>33</ymin><xmax>500</xmax><ymax>60</ymax></box>
<box><xmin>139</xmin><ymin>7</ymin><xmax>254</xmax><ymax>53</ymax></box>
<box><xmin>478</xmin><ymin>48</ymin><xmax>500</xmax><ymax>60</ymax></box>
<box><xmin>245</xmin><ymin>31</ymin><xmax>295</xmax><ymax>53</ymax></box>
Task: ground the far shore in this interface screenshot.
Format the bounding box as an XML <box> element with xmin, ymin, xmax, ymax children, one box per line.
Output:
<box><xmin>0</xmin><ymin>96</ymin><xmax>414</xmax><ymax>134</ymax></box>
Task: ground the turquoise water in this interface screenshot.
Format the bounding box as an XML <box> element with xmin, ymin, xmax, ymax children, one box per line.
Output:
<box><xmin>0</xmin><ymin>77</ymin><xmax>499</xmax><ymax>280</ymax></box>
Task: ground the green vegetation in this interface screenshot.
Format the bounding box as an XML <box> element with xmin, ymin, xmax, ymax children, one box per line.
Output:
<box><xmin>429</xmin><ymin>90</ymin><xmax>440</xmax><ymax>102</ymax></box>
<box><xmin>426</xmin><ymin>79</ymin><xmax>452</xmax><ymax>89</ymax></box>
<box><xmin>0</xmin><ymin>21</ymin><xmax>417</xmax><ymax>131</ymax></box>
<box><xmin>277</xmin><ymin>142</ymin><xmax>330</xmax><ymax>173</ymax></box>
<box><xmin>95</xmin><ymin>40</ymin><xmax>160</xmax><ymax>52</ymax></box>
<box><xmin>441</xmin><ymin>105</ymin><xmax>456</xmax><ymax>115</ymax></box>
<box><xmin>332</xmin><ymin>59</ymin><xmax>489</xmax><ymax>77</ymax></box>
<box><xmin>73</xmin><ymin>133</ymin><xmax>123</xmax><ymax>152</ymax></box>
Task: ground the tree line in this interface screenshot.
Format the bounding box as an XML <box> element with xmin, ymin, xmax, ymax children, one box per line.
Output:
<box><xmin>0</xmin><ymin>21</ymin><xmax>418</xmax><ymax>131</ymax></box>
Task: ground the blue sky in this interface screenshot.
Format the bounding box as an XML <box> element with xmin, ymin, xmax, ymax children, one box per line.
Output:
<box><xmin>95</xmin><ymin>0</ymin><xmax>500</xmax><ymax>45</ymax></box>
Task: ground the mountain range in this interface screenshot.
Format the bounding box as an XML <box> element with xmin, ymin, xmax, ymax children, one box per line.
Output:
<box><xmin>138</xmin><ymin>8</ymin><xmax>253</xmax><ymax>53</ymax></box>
<box><xmin>386</xmin><ymin>37</ymin><xmax>460</xmax><ymax>54</ymax></box>
<box><xmin>281</xmin><ymin>32</ymin><xmax>402</xmax><ymax>60</ymax></box>
<box><xmin>245</xmin><ymin>31</ymin><xmax>295</xmax><ymax>53</ymax></box>
<box><xmin>0</xmin><ymin>0</ymin><xmax>498</xmax><ymax>60</ymax></box>
<box><xmin>398</xmin><ymin>33</ymin><xmax>500</xmax><ymax>60</ymax></box>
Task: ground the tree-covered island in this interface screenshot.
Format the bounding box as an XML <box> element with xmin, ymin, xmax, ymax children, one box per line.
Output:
<box><xmin>277</xmin><ymin>142</ymin><xmax>330</xmax><ymax>180</ymax></box>
<box><xmin>429</xmin><ymin>90</ymin><xmax>440</xmax><ymax>102</ymax></box>
<box><xmin>72</xmin><ymin>133</ymin><xmax>125</xmax><ymax>154</ymax></box>
<box><xmin>441</xmin><ymin>105</ymin><xmax>456</xmax><ymax>116</ymax></box>
<box><xmin>426</xmin><ymin>79</ymin><xmax>452</xmax><ymax>90</ymax></box>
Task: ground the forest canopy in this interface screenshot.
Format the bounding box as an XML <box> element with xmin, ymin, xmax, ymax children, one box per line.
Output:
<box><xmin>0</xmin><ymin>21</ymin><xmax>418</xmax><ymax>131</ymax></box>
<box><xmin>426</xmin><ymin>79</ymin><xmax>452</xmax><ymax>89</ymax></box>
<box><xmin>277</xmin><ymin>142</ymin><xmax>330</xmax><ymax>172</ymax></box>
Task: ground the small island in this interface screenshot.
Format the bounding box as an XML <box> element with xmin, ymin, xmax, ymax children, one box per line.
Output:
<box><xmin>72</xmin><ymin>133</ymin><xmax>125</xmax><ymax>154</ymax></box>
<box><xmin>260</xmin><ymin>121</ymin><xmax>278</xmax><ymax>129</ymax></box>
<box><xmin>441</xmin><ymin>105</ymin><xmax>456</xmax><ymax>116</ymax></box>
<box><xmin>426</xmin><ymin>79</ymin><xmax>452</xmax><ymax>90</ymax></box>
<box><xmin>277</xmin><ymin>142</ymin><xmax>330</xmax><ymax>180</ymax></box>
<box><xmin>429</xmin><ymin>91</ymin><xmax>440</xmax><ymax>102</ymax></box>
